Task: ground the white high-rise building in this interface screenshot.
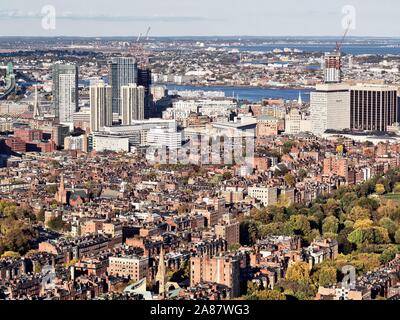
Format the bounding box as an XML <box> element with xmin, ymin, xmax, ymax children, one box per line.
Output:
<box><xmin>310</xmin><ymin>84</ymin><xmax>350</xmax><ymax>136</ymax></box>
<box><xmin>285</xmin><ymin>108</ymin><xmax>312</xmax><ymax>134</ymax></box>
<box><xmin>121</xmin><ymin>83</ymin><xmax>145</xmax><ymax>125</ymax></box>
<box><xmin>147</xmin><ymin>126</ymin><xmax>182</xmax><ymax>150</ymax></box>
<box><xmin>53</xmin><ymin>64</ymin><xmax>78</xmax><ymax>125</ymax></box>
<box><xmin>90</xmin><ymin>82</ymin><xmax>112</xmax><ymax>132</ymax></box>
<box><xmin>247</xmin><ymin>186</ymin><xmax>278</xmax><ymax>206</ymax></box>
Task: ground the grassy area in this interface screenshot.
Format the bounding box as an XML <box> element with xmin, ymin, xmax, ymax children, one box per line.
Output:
<box><xmin>383</xmin><ymin>193</ymin><xmax>400</xmax><ymax>202</ymax></box>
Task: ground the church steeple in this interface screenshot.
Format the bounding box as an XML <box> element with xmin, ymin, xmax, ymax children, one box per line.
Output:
<box><xmin>33</xmin><ymin>85</ymin><xmax>41</xmax><ymax>119</ymax></box>
<box><xmin>55</xmin><ymin>174</ymin><xmax>67</xmax><ymax>204</ymax></box>
<box><xmin>298</xmin><ymin>91</ymin><xmax>303</xmax><ymax>106</ymax></box>
<box><xmin>155</xmin><ymin>246</ymin><xmax>167</xmax><ymax>300</ymax></box>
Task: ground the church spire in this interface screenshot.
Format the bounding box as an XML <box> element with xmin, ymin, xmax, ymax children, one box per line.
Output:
<box><xmin>298</xmin><ymin>91</ymin><xmax>303</xmax><ymax>106</ymax></box>
<box><xmin>33</xmin><ymin>85</ymin><xmax>41</xmax><ymax>119</ymax></box>
<box><xmin>56</xmin><ymin>174</ymin><xmax>67</xmax><ymax>204</ymax></box>
<box><xmin>156</xmin><ymin>246</ymin><xmax>167</xmax><ymax>300</ymax></box>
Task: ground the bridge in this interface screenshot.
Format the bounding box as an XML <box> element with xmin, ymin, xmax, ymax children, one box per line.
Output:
<box><xmin>0</xmin><ymin>69</ymin><xmax>38</xmax><ymax>101</ymax></box>
<box><xmin>0</xmin><ymin>76</ymin><xmax>16</xmax><ymax>100</ymax></box>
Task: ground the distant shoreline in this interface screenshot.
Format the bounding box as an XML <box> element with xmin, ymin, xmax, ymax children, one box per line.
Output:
<box><xmin>164</xmin><ymin>83</ymin><xmax>314</xmax><ymax>92</ymax></box>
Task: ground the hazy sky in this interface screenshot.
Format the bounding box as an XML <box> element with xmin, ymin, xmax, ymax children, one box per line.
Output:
<box><xmin>0</xmin><ymin>0</ymin><xmax>399</xmax><ymax>37</ymax></box>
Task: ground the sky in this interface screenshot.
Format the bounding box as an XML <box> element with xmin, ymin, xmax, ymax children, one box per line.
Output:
<box><xmin>0</xmin><ymin>0</ymin><xmax>399</xmax><ymax>37</ymax></box>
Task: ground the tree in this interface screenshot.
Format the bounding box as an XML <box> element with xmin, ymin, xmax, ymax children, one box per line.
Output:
<box><xmin>298</xmin><ymin>169</ymin><xmax>307</xmax><ymax>180</ymax></box>
<box><xmin>285</xmin><ymin>262</ymin><xmax>310</xmax><ymax>283</ymax></box>
<box><xmin>47</xmin><ymin>215</ymin><xmax>65</xmax><ymax>231</ymax></box>
<box><xmin>375</xmin><ymin>184</ymin><xmax>386</xmax><ymax>195</ymax></box>
<box><xmin>335</xmin><ymin>253</ymin><xmax>381</xmax><ymax>274</ymax></box>
<box><xmin>395</xmin><ymin>229</ymin><xmax>400</xmax><ymax>244</ymax></box>
<box><xmin>167</xmin><ymin>260</ymin><xmax>190</xmax><ymax>283</ymax></box>
<box><xmin>247</xmin><ymin>290</ymin><xmax>286</xmax><ymax>300</ymax></box>
<box><xmin>277</xmin><ymin>194</ymin><xmax>291</xmax><ymax>208</ymax></box>
<box><xmin>349</xmin><ymin>206</ymin><xmax>371</xmax><ymax>221</ymax></box>
<box><xmin>348</xmin><ymin>227</ymin><xmax>390</xmax><ymax>246</ymax></box>
<box><xmin>337</xmin><ymin>227</ymin><xmax>356</xmax><ymax>254</ymax></box>
<box><xmin>323</xmin><ymin>199</ymin><xmax>340</xmax><ymax>216</ymax></box>
<box><xmin>353</xmin><ymin>219</ymin><xmax>374</xmax><ymax>229</ymax></box>
<box><xmin>377</xmin><ymin>201</ymin><xmax>400</xmax><ymax>221</ymax></box>
<box><xmin>65</xmin><ymin>258</ymin><xmax>79</xmax><ymax>268</ymax></box>
<box><xmin>259</xmin><ymin>223</ymin><xmax>283</xmax><ymax>237</ymax></box>
<box><xmin>316</xmin><ymin>266</ymin><xmax>337</xmax><ymax>287</ymax></box>
<box><xmin>393</xmin><ymin>183</ymin><xmax>400</xmax><ymax>193</ymax></box>
<box><xmin>282</xmin><ymin>141</ymin><xmax>295</xmax><ymax>154</ymax></box>
<box><xmin>246</xmin><ymin>281</ymin><xmax>259</xmax><ymax>296</ymax></box>
<box><xmin>336</xmin><ymin>145</ymin><xmax>344</xmax><ymax>154</ymax></box>
<box><xmin>36</xmin><ymin>209</ymin><xmax>45</xmax><ymax>222</ymax></box>
<box><xmin>379</xmin><ymin>218</ymin><xmax>397</xmax><ymax>238</ymax></box>
<box><xmin>285</xmin><ymin>215</ymin><xmax>311</xmax><ymax>237</ymax></box>
<box><xmin>322</xmin><ymin>216</ymin><xmax>339</xmax><ymax>235</ymax></box>
<box><xmin>340</xmin><ymin>193</ymin><xmax>358</xmax><ymax>213</ymax></box>
<box><xmin>1</xmin><ymin>251</ymin><xmax>21</xmax><ymax>259</ymax></box>
<box><xmin>46</xmin><ymin>185</ymin><xmax>58</xmax><ymax>195</ymax></box>
<box><xmin>380</xmin><ymin>246</ymin><xmax>399</xmax><ymax>264</ymax></box>
<box><xmin>222</xmin><ymin>172</ymin><xmax>233</xmax><ymax>180</ymax></box>
<box><xmin>0</xmin><ymin>220</ymin><xmax>36</xmax><ymax>255</ymax></box>
<box><xmin>284</xmin><ymin>173</ymin><xmax>296</xmax><ymax>188</ymax></box>
<box><xmin>3</xmin><ymin>205</ymin><xmax>17</xmax><ymax>218</ymax></box>
<box><xmin>34</xmin><ymin>263</ymin><xmax>42</xmax><ymax>274</ymax></box>
<box><xmin>250</xmin><ymin>208</ymin><xmax>270</xmax><ymax>224</ymax></box>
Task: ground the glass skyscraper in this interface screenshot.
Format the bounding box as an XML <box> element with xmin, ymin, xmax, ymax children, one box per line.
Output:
<box><xmin>108</xmin><ymin>57</ymin><xmax>138</xmax><ymax>115</ymax></box>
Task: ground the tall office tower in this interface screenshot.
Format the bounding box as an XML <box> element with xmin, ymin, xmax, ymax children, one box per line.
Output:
<box><xmin>324</xmin><ymin>51</ymin><xmax>342</xmax><ymax>83</ymax></box>
<box><xmin>121</xmin><ymin>84</ymin><xmax>145</xmax><ymax>125</ymax></box>
<box><xmin>53</xmin><ymin>64</ymin><xmax>78</xmax><ymax>124</ymax></box>
<box><xmin>90</xmin><ymin>82</ymin><xmax>112</xmax><ymax>132</ymax></box>
<box><xmin>137</xmin><ymin>68</ymin><xmax>152</xmax><ymax>118</ymax></box>
<box><xmin>350</xmin><ymin>84</ymin><xmax>398</xmax><ymax>132</ymax></box>
<box><xmin>137</xmin><ymin>68</ymin><xmax>152</xmax><ymax>91</ymax></box>
<box><xmin>109</xmin><ymin>57</ymin><xmax>138</xmax><ymax>115</ymax></box>
<box><xmin>310</xmin><ymin>83</ymin><xmax>350</xmax><ymax>136</ymax></box>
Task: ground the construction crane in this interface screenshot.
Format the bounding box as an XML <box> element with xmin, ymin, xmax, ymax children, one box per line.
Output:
<box><xmin>336</xmin><ymin>19</ymin><xmax>352</xmax><ymax>53</ymax></box>
<box><xmin>131</xmin><ymin>27</ymin><xmax>151</xmax><ymax>67</ymax></box>
<box><xmin>145</xmin><ymin>27</ymin><xmax>151</xmax><ymax>41</ymax></box>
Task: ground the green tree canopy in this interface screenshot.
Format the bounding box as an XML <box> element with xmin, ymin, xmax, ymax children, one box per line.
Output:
<box><xmin>285</xmin><ymin>262</ymin><xmax>310</xmax><ymax>283</ymax></box>
<box><xmin>322</xmin><ymin>216</ymin><xmax>339</xmax><ymax>235</ymax></box>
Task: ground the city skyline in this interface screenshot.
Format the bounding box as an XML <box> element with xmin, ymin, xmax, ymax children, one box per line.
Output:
<box><xmin>0</xmin><ymin>0</ymin><xmax>400</xmax><ymax>37</ymax></box>
<box><xmin>1</xmin><ymin>1</ymin><xmax>400</xmax><ymax>305</ymax></box>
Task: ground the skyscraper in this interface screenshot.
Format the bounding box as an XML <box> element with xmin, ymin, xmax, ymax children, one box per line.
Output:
<box><xmin>350</xmin><ymin>84</ymin><xmax>398</xmax><ymax>132</ymax></box>
<box><xmin>121</xmin><ymin>83</ymin><xmax>145</xmax><ymax>125</ymax></box>
<box><xmin>53</xmin><ymin>64</ymin><xmax>78</xmax><ymax>124</ymax></box>
<box><xmin>137</xmin><ymin>67</ymin><xmax>153</xmax><ymax>118</ymax></box>
<box><xmin>310</xmin><ymin>83</ymin><xmax>350</xmax><ymax>135</ymax></box>
<box><xmin>324</xmin><ymin>51</ymin><xmax>342</xmax><ymax>83</ymax></box>
<box><xmin>90</xmin><ymin>82</ymin><xmax>112</xmax><ymax>132</ymax></box>
<box><xmin>109</xmin><ymin>57</ymin><xmax>138</xmax><ymax>115</ymax></box>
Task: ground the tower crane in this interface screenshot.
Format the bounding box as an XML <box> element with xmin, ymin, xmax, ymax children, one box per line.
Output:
<box><xmin>131</xmin><ymin>26</ymin><xmax>151</xmax><ymax>67</ymax></box>
<box><xmin>145</xmin><ymin>27</ymin><xmax>151</xmax><ymax>41</ymax></box>
<box><xmin>336</xmin><ymin>19</ymin><xmax>352</xmax><ymax>53</ymax></box>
